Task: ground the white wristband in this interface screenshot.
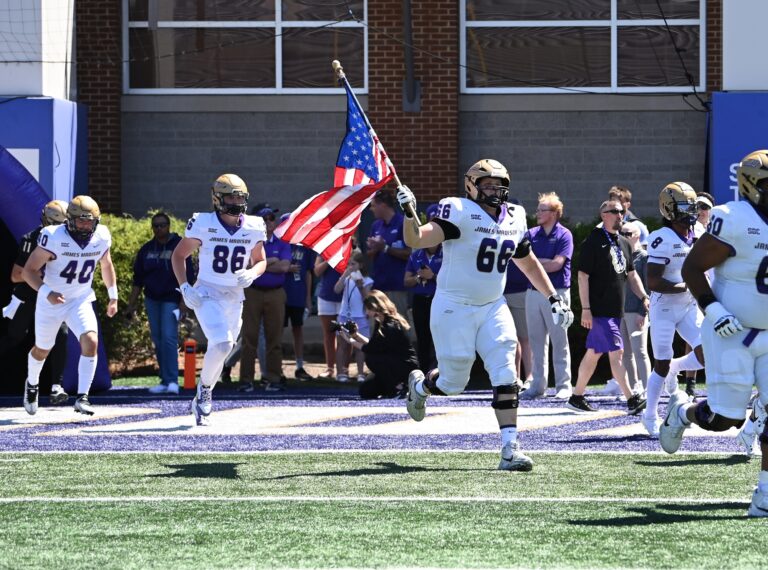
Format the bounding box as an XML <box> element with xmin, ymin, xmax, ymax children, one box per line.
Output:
<box><xmin>107</xmin><ymin>285</ymin><xmax>119</xmax><ymax>300</ymax></box>
<box><xmin>38</xmin><ymin>284</ymin><xmax>52</xmax><ymax>300</ymax></box>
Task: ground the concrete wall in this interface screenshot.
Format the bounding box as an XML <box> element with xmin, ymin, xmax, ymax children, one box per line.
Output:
<box><xmin>122</xmin><ymin>110</ymin><xmax>346</xmax><ymax>219</ymax></box>
<box><xmin>459</xmin><ymin>109</ymin><xmax>707</xmax><ymax>222</ymax></box>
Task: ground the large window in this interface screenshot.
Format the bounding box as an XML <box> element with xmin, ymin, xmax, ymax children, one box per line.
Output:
<box><xmin>124</xmin><ymin>1</ymin><xmax>366</xmax><ymax>93</ymax></box>
<box><xmin>462</xmin><ymin>0</ymin><xmax>704</xmax><ymax>93</ymax></box>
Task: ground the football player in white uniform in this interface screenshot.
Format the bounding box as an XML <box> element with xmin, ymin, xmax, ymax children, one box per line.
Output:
<box><xmin>641</xmin><ymin>183</ymin><xmax>705</xmax><ymax>437</ymax></box>
<box><xmin>172</xmin><ymin>174</ymin><xmax>266</xmax><ymax>426</ymax></box>
<box><xmin>21</xmin><ymin>196</ymin><xmax>118</xmax><ymax>416</ymax></box>
<box><xmin>396</xmin><ymin>159</ymin><xmax>573</xmax><ymax>471</ymax></box>
<box><xmin>664</xmin><ymin>150</ymin><xmax>768</xmax><ymax>517</ymax></box>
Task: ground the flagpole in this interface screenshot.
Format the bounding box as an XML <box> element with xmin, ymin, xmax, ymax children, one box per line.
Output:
<box><xmin>332</xmin><ymin>60</ymin><xmax>420</xmax><ymax>223</ymax></box>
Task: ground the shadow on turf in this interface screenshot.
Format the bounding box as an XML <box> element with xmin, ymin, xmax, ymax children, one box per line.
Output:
<box><xmin>570</xmin><ymin>502</ymin><xmax>749</xmax><ymax>526</ymax></box>
<box><xmin>148</xmin><ymin>462</ymin><xmax>245</xmax><ymax>480</ymax></box>
<box><xmin>260</xmin><ymin>461</ymin><xmax>488</xmax><ymax>480</ymax></box>
<box><xmin>635</xmin><ymin>455</ymin><xmax>751</xmax><ymax>467</ymax></box>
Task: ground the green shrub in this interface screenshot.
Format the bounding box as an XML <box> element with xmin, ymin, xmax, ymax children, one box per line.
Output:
<box><xmin>92</xmin><ymin>212</ymin><xmax>189</xmax><ymax>376</ymax></box>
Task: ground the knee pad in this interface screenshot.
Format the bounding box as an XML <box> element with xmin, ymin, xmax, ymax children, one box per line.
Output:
<box><xmin>492</xmin><ymin>384</ymin><xmax>519</xmax><ymax>410</ymax></box>
<box><xmin>694</xmin><ymin>400</ymin><xmax>745</xmax><ymax>432</ymax></box>
<box><xmin>208</xmin><ymin>341</ymin><xmax>234</xmax><ymax>361</ymax></box>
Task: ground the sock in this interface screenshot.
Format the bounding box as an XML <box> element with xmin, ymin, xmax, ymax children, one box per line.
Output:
<box><xmin>644</xmin><ymin>371</ymin><xmax>664</xmax><ymax>420</ymax></box>
<box><xmin>500</xmin><ymin>425</ymin><xmax>518</xmax><ymax>447</ymax></box>
<box><xmin>758</xmin><ymin>471</ymin><xmax>768</xmax><ymax>493</ymax></box>
<box><xmin>200</xmin><ymin>342</ymin><xmax>231</xmax><ymax>389</ymax></box>
<box><xmin>296</xmin><ymin>357</ymin><xmax>304</xmax><ymax>370</ymax></box>
<box><xmin>743</xmin><ymin>416</ymin><xmax>755</xmax><ymax>436</ymax></box>
<box><xmin>678</xmin><ymin>403</ymin><xmax>693</xmax><ymax>426</ymax></box>
<box><xmin>77</xmin><ymin>355</ymin><xmax>97</xmax><ymax>395</ymax></box>
<box><xmin>670</xmin><ymin>351</ymin><xmax>704</xmax><ymax>376</ymax></box>
<box><xmin>26</xmin><ymin>353</ymin><xmax>45</xmax><ymax>387</ymax></box>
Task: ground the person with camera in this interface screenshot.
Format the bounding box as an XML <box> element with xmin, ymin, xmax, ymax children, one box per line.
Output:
<box><xmin>333</xmin><ymin>251</ymin><xmax>373</xmax><ymax>383</ymax></box>
<box><xmin>338</xmin><ymin>290</ymin><xmax>418</xmax><ymax>399</ymax></box>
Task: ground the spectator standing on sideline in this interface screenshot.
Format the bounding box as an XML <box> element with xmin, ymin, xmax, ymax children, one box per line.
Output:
<box><xmin>520</xmin><ymin>193</ymin><xmax>574</xmax><ymax>400</ymax></box>
<box><xmin>397</xmin><ymin>159</ymin><xmax>573</xmax><ymax>471</ymax></box>
<box><xmin>314</xmin><ymin>256</ymin><xmax>342</xmax><ymax>380</ymax></box>
<box><xmin>608</xmin><ymin>185</ymin><xmax>650</xmax><ymax>248</ymax></box>
<box><xmin>567</xmin><ymin>199</ymin><xmax>649</xmax><ymax>415</ymax></box>
<box><xmin>281</xmin><ymin>213</ymin><xmax>315</xmax><ymax>381</ymax></box>
<box><xmin>618</xmin><ymin>222</ymin><xmax>650</xmax><ymax>395</ymax></box>
<box><xmin>339</xmin><ymin>290</ymin><xmax>418</xmax><ymax>400</ymax></box>
<box><xmin>173</xmin><ymin>174</ymin><xmax>266</xmax><ymax>426</ymax></box>
<box><xmin>124</xmin><ymin>212</ymin><xmax>195</xmax><ymax>394</ymax></box>
<box><xmin>333</xmin><ymin>250</ymin><xmax>373</xmax><ymax>383</ymax></box>
<box><xmin>504</xmin><ymin>247</ymin><xmax>533</xmax><ymax>389</ymax></box>
<box><xmin>1</xmin><ymin>200</ymin><xmax>69</xmax><ymax>403</ymax></box>
<box><xmin>404</xmin><ymin>203</ymin><xmax>442</xmax><ymax>373</ymax></box>
<box><xmin>240</xmin><ymin>207</ymin><xmax>291</xmax><ymax>392</ymax></box>
<box><xmin>366</xmin><ymin>189</ymin><xmax>411</xmax><ymax>318</ymax></box>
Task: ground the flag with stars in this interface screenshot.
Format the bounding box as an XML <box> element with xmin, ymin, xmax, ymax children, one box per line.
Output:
<box><xmin>275</xmin><ymin>83</ymin><xmax>396</xmax><ymax>272</ymax></box>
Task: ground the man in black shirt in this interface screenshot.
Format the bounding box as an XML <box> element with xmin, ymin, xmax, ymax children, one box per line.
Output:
<box><xmin>567</xmin><ymin>200</ymin><xmax>650</xmax><ymax>414</ymax></box>
<box><xmin>0</xmin><ymin>201</ymin><xmax>70</xmax><ymax>403</ymax></box>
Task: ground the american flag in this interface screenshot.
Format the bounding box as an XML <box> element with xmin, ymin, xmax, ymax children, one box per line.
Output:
<box><xmin>274</xmin><ymin>83</ymin><xmax>395</xmax><ymax>271</ymax></box>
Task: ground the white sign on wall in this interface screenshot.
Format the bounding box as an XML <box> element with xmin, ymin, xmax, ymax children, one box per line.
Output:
<box><xmin>723</xmin><ymin>0</ymin><xmax>768</xmax><ymax>90</ymax></box>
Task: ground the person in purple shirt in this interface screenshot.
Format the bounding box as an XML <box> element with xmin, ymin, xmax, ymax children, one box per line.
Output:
<box><xmin>239</xmin><ymin>207</ymin><xmax>292</xmax><ymax>392</ymax></box>
<box><xmin>366</xmin><ymin>189</ymin><xmax>412</xmax><ymax>318</ymax></box>
<box><xmin>125</xmin><ymin>212</ymin><xmax>195</xmax><ymax>394</ymax></box>
<box><xmin>504</xmin><ymin>239</ymin><xmax>533</xmax><ymax>389</ymax></box>
<box><xmin>520</xmin><ymin>193</ymin><xmax>574</xmax><ymax>400</ymax></box>
<box><xmin>404</xmin><ymin>204</ymin><xmax>443</xmax><ymax>373</ymax></box>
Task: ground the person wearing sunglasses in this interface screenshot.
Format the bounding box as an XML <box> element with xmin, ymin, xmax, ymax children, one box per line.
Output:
<box><xmin>607</xmin><ymin>185</ymin><xmax>650</xmax><ymax>249</ymax></box>
<box><xmin>568</xmin><ymin>199</ymin><xmax>649</xmax><ymax>415</ymax></box>
<box><xmin>125</xmin><ymin>212</ymin><xmax>195</xmax><ymax>395</ymax></box>
<box><xmin>694</xmin><ymin>192</ymin><xmax>715</xmax><ymax>239</ymax></box>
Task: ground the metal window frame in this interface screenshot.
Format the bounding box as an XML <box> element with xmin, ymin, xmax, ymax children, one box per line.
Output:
<box><xmin>459</xmin><ymin>0</ymin><xmax>706</xmax><ymax>94</ymax></box>
<box><xmin>122</xmin><ymin>0</ymin><xmax>368</xmax><ymax>94</ymax></box>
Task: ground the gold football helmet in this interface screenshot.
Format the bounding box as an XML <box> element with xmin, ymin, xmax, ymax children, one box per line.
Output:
<box><xmin>41</xmin><ymin>200</ymin><xmax>68</xmax><ymax>226</ymax></box>
<box><xmin>464</xmin><ymin>159</ymin><xmax>510</xmax><ymax>207</ymax></box>
<box><xmin>212</xmin><ymin>173</ymin><xmax>248</xmax><ymax>216</ymax></box>
<box><xmin>737</xmin><ymin>150</ymin><xmax>768</xmax><ymax>209</ymax></box>
<box><xmin>67</xmin><ymin>195</ymin><xmax>101</xmax><ymax>239</ymax></box>
<box><xmin>659</xmin><ymin>182</ymin><xmax>698</xmax><ymax>223</ymax></box>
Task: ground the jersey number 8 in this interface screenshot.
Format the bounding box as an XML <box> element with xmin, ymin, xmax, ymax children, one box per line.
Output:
<box><xmin>212</xmin><ymin>245</ymin><xmax>246</xmax><ymax>274</ymax></box>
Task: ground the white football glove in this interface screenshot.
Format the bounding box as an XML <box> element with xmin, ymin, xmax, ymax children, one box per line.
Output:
<box><xmin>179</xmin><ymin>283</ymin><xmax>203</xmax><ymax>310</ymax></box>
<box><xmin>704</xmin><ymin>301</ymin><xmax>743</xmax><ymax>338</ymax></box>
<box><xmin>396</xmin><ymin>185</ymin><xmax>417</xmax><ymax>218</ymax></box>
<box><xmin>549</xmin><ymin>294</ymin><xmax>574</xmax><ymax>329</ymax></box>
<box><xmin>234</xmin><ymin>267</ymin><xmax>261</xmax><ymax>288</ymax></box>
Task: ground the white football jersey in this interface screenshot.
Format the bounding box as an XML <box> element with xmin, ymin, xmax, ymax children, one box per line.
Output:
<box><xmin>186</xmin><ymin>212</ymin><xmax>266</xmax><ymax>288</ymax></box>
<box><xmin>38</xmin><ymin>224</ymin><xmax>111</xmax><ymax>300</ymax></box>
<box><xmin>434</xmin><ymin>198</ymin><xmax>528</xmax><ymax>306</ymax></box>
<box><xmin>709</xmin><ymin>200</ymin><xmax>768</xmax><ymax>329</ymax></box>
<box><xmin>647</xmin><ymin>226</ymin><xmax>695</xmax><ymax>306</ymax></box>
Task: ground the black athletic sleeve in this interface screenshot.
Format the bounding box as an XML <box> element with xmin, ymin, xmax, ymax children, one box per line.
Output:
<box><xmin>432</xmin><ymin>217</ymin><xmax>460</xmax><ymax>240</ymax></box>
<box><xmin>512</xmin><ymin>236</ymin><xmax>531</xmax><ymax>259</ymax></box>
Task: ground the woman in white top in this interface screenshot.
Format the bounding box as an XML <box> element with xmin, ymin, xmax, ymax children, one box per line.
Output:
<box><xmin>333</xmin><ymin>250</ymin><xmax>374</xmax><ymax>382</ymax></box>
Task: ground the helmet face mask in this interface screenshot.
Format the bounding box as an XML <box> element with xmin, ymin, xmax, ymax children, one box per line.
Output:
<box><xmin>465</xmin><ymin>159</ymin><xmax>510</xmax><ymax>208</ymax></box>
<box><xmin>737</xmin><ymin>150</ymin><xmax>768</xmax><ymax>210</ymax></box>
<box><xmin>212</xmin><ymin>173</ymin><xmax>249</xmax><ymax>216</ymax></box>
<box><xmin>66</xmin><ymin>196</ymin><xmax>101</xmax><ymax>240</ymax></box>
<box><xmin>659</xmin><ymin>182</ymin><xmax>698</xmax><ymax>225</ymax></box>
<box><xmin>41</xmin><ymin>200</ymin><xmax>68</xmax><ymax>226</ymax></box>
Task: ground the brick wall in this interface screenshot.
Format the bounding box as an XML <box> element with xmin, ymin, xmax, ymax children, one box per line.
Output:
<box><xmin>707</xmin><ymin>0</ymin><xmax>722</xmax><ymax>92</ymax></box>
<box><xmin>75</xmin><ymin>0</ymin><xmax>122</xmax><ymax>212</ymax></box>
<box><xmin>368</xmin><ymin>1</ymin><xmax>458</xmax><ymax>205</ymax></box>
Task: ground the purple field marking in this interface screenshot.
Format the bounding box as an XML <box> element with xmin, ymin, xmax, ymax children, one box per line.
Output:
<box><xmin>0</xmin><ymin>388</ymin><xmax>747</xmax><ymax>454</ymax></box>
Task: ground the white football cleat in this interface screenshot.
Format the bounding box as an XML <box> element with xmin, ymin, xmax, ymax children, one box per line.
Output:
<box><xmin>74</xmin><ymin>395</ymin><xmax>95</xmax><ymax>416</ymax></box>
<box><xmin>406</xmin><ymin>370</ymin><xmax>428</xmax><ymax>422</ymax></box>
<box><xmin>747</xmin><ymin>487</ymin><xmax>768</xmax><ymax>517</ymax></box>
<box><xmin>49</xmin><ymin>384</ymin><xmax>69</xmax><ymax>405</ymax></box>
<box><xmin>659</xmin><ymin>390</ymin><xmax>689</xmax><ymax>454</ymax></box>
<box><xmin>641</xmin><ymin>414</ymin><xmax>661</xmax><ymax>438</ymax></box>
<box><xmin>498</xmin><ymin>442</ymin><xmax>533</xmax><ymax>472</ymax></box>
<box><xmin>23</xmin><ymin>381</ymin><xmax>38</xmax><ymax>416</ymax></box>
<box><xmin>191</xmin><ymin>384</ymin><xmax>213</xmax><ymax>426</ymax></box>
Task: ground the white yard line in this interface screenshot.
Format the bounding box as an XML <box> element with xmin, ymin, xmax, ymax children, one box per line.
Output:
<box><xmin>0</xmin><ymin>495</ymin><xmax>749</xmax><ymax>504</ymax></box>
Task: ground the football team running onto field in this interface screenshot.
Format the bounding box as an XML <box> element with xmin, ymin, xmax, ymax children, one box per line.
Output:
<box><xmin>14</xmin><ymin>152</ymin><xmax>768</xmax><ymax>517</ymax></box>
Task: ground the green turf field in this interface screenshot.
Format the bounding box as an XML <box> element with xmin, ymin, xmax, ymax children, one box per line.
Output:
<box><xmin>0</xmin><ymin>452</ymin><xmax>765</xmax><ymax>569</ymax></box>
